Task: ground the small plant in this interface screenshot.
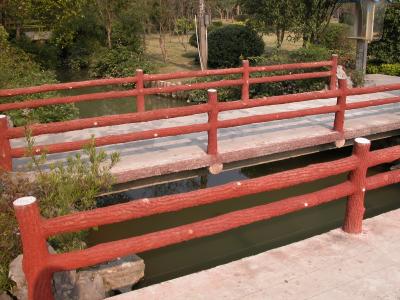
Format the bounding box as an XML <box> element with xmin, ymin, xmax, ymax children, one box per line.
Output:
<box><xmin>350</xmin><ymin>70</ymin><xmax>365</xmax><ymax>87</ymax></box>
<box><xmin>0</xmin><ymin>130</ymin><xmax>120</xmax><ymax>292</ymax></box>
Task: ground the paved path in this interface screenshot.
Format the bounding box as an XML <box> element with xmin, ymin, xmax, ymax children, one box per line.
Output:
<box><xmin>111</xmin><ymin>208</ymin><xmax>400</xmax><ymax>300</ymax></box>
<box><xmin>12</xmin><ymin>76</ymin><xmax>400</xmax><ymax>184</ymax></box>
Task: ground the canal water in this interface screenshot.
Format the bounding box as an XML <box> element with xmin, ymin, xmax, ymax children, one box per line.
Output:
<box><xmin>58</xmin><ymin>70</ymin><xmax>400</xmax><ymax>290</ymax></box>
<box><xmin>56</xmin><ymin>69</ymin><xmax>189</xmax><ymax>118</ymax></box>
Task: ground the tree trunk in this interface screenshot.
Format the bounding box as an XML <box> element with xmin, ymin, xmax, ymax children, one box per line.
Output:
<box><xmin>159</xmin><ymin>32</ymin><xmax>167</xmax><ymax>62</ymax></box>
<box><xmin>106</xmin><ymin>26</ymin><xmax>112</xmax><ymax>49</ymax></box>
<box><xmin>16</xmin><ymin>24</ymin><xmax>21</xmax><ymax>40</ymax></box>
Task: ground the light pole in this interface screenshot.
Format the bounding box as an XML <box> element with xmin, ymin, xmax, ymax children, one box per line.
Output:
<box><xmin>348</xmin><ymin>0</ymin><xmax>390</xmax><ymax>74</ymax></box>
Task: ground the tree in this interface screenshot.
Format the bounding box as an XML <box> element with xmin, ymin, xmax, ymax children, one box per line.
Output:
<box><xmin>1</xmin><ymin>0</ymin><xmax>33</xmax><ymax>40</ymax></box>
<box><xmin>211</xmin><ymin>0</ymin><xmax>238</xmax><ymax>20</ymax></box>
<box><xmin>150</xmin><ymin>0</ymin><xmax>175</xmax><ymax>62</ymax></box>
<box><xmin>32</xmin><ymin>0</ymin><xmax>88</xmax><ymax>47</ymax></box>
<box><xmin>94</xmin><ymin>0</ymin><xmax>127</xmax><ymax>49</ymax></box>
<box><xmin>241</xmin><ymin>0</ymin><xmax>297</xmax><ymax>48</ymax></box>
<box><xmin>297</xmin><ymin>0</ymin><xmax>340</xmax><ymax>46</ymax></box>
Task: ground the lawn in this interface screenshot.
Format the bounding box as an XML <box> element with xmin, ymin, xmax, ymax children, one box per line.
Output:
<box><xmin>144</xmin><ymin>31</ymin><xmax>303</xmax><ymax>74</ymax></box>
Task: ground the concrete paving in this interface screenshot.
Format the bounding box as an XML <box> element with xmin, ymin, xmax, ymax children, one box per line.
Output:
<box><xmin>11</xmin><ymin>81</ymin><xmax>400</xmax><ymax>184</ymax></box>
<box><xmin>110</xmin><ymin>208</ymin><xmax>400</xmax><ymax>300</ymax></box>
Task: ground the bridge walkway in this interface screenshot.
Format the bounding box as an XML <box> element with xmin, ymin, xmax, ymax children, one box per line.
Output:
<box><xmin>111</xmin><ymin>208</ymin><xmax>400</xmax><ymax>300</ymax></box>
<box><xmin>11</xmin><ymin>85</ymin><xmax>400</xmax><ymax>185</ymax></box>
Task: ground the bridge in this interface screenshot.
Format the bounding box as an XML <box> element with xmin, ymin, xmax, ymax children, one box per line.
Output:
<box><xmin>12</xmin><ymin>137</ymin><xmax>400</xmax><ymax>299</ymax></box>
<box><xmin>3</xmin><ymin>57</ymin><xmax>400</xmax><ymax>299</ymax></box>
<box><xmin>1</xmin><ymin>55</ymin><xmax>400</xmax><ymax>188</ymax></box>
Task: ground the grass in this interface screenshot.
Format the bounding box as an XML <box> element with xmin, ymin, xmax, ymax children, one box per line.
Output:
<box><xmin>144</xmin><ymin>34</ymin><xmax>198</xmax><ymax>74</ymax></box>
<box><xmin>144</xmin><ymin>31</ymin><xmax>303</xmax><ymax>74</ymax></box>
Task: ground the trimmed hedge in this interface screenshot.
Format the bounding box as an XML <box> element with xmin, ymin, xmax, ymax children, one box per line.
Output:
<box><xmin>207</xmin><ymin>24</ymin><xmax>264</xmax><ymax>68</ymax></box>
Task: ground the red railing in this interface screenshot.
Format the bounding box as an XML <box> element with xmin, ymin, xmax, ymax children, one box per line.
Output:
<box><xmin>1</xmin><ymin>55</ymin><xmax>400</xmax><ymax>174</ymax></box>
<box><xmin>0</xmin><ymin>56</ymin><xmax>339</xmax><ymax>171</ymax></box>
<box><xmin>13</xmin><ymin>137</ymin><xmax>400</xmax><ymax>300</ymax></box>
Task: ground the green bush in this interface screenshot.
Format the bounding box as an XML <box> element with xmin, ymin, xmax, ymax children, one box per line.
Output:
<box><xmin>289</xmin><ymin>45</ymin><xmax>331</xmax><ymax>63</ymax></box>
<box><xmin>189</xmin><ymin>21</ymin><xmax>224</xmax><ymax>48</ymax></box>
<box><xmin>367</xmin><ymin>63</ymin><xmax>400</xmax><ymax>76</ymax></box>
<box><xmin>350</xmin><ymin>70</ymin><xmax>365</xmax><ymax>87</ymax></box>
<box><xmin>0</xmin><ymin>135</ymin><xmax>119</xmax><ymax>292</ymax></box>
<box><xmin>0</xmin><ymin>27</ymin><xmax>78</xmax><ymax>127</ymax></box>
<box><xmin>187</xmin><ymin>75</ymin><xmax>242</xmax><ymax>103</ymax></box>
<box><xmin>14</xmin><ymin>37</ymin><xmax>62</xmax><ymax>69</ymax></box>
<box><xmin>369</xmin><ymin>5</ymin><xmax>400</xmax><ymax>64</ymax></box>
<box><xmin>186</xmin><ymin>46</ymin><xmax>331</xmax><ymax>103</ymax></box>
<box><xmin>319</xmin><ymin>23</ymin><xmax>352</xmax><ymax>52</ymax></box>
<box><xmin>207</xmin><ymin>24</ymin><xmax>264</xmax><ymax>68</ymax></box>
<box><xmin>89</xmin><ymin>46</ymin><xmax>155</xmax><ymax>79</ymax></box>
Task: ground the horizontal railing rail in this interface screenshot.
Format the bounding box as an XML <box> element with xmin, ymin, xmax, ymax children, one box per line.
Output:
<box><xmin>0</xmin><ymin>59</ymin><xmax>335</xmax><ymax>98</ymax></box>
<box><xmin>13</xmin><ymin>138</ymin><xmax>400</xmax><ymax>300</ymax></box>
<box><xmin>1</xmin><ymin>55</ymin><xmax>399</xmax><ymax>174</ymax></box>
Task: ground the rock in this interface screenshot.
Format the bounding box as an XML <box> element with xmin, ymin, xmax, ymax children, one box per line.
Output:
<box><xmin>53</xmin><ymin>270</ymin><xmax>77</xmax><ymax>300</ymax></box>
<box><xmin>83</xmin><ymin>255</ymin><xmax>145</xmax><ymax>293</ymax></box>
<box><xmin>0</xmin><ymin>292</ymin><xmax>13</xmax><ymax>300</ymax></box>
<box><xmin>74</xmin><ymin>272</ymin><xmax>105</xmax><ymax>300</ymax></box>
<box><xmin>9</xmin><ymin>255</ymin><xmax>27</xmax><ymax>300</ymax></box>
<box><xmin>8</xmin><ymin>252</ymin><xmax>145</xmax><ymax>299</ymax></box>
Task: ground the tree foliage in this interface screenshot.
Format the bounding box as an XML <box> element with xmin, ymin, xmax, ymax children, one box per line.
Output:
<box><xmin>241</xmin><ymin>0</ymin><xmax>340</xmax><ymax>47</ymax></box>
<box><xmin>0</xmin><ymin>26</ymin><xmax>78</xmax><ymax>126</ymax></box>
<box><xmin>241</xmin><ymin>0</ymin><xmax>297</xmax><ymax>48</ymax></box>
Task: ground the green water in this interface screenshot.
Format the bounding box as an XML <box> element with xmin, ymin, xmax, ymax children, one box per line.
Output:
<box><xmin>89</xmin><ymin>144</ymin><xmax>399</xmax><ymax>289</ymax></box>
<box><xmin>57</xmin><ymin>69</ymin><xmax>400</xmax><ymax>290</ymax></box>
<box><xmin>56</xmin><ymin>69</ymin><xmax>189</xmax><ymax>118</ymax></box>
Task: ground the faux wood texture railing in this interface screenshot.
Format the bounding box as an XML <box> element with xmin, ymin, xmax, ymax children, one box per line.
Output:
<box><xmin>13</xmin><ymin>138</ymin><xmax>400</xmax><ymax>300</ymax></box>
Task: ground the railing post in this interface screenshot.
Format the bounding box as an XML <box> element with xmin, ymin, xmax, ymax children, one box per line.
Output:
<box><xmin>342</xmin><ymin>138</ymin><xmax>370</xmax><ymax>234</ymax></box>
<box><xmin>207</xmin><ymin>89</ymin><xmax>223</xmax><ymax>174</ymax></box>
<box><xmin>13</xmin><ymin>197</ymin><xmax>53</xmax><ymax>300</ymax></box>
<box><xmin>330</xmin><ymin>54</ymin><xmax>338</xmax><ymax>90</ymax></box>
<box><xmin>241</xmin><ymin>60</ymin><xmax>250</xmax><ymax>102</ymax></box>
<box><xmin>207</xmin><ymin>89</ymin><xmax>218</xmax><ymax>156</ymax></box>
<box><xmin>0</xmin><ymin>115</ymin><xmax>12</xmax><ymax>171</ymax></box>
<box><xmin>333</xmin><ymin>73</ymin><xmax>347</xmax><ymax>148</ymax></box>
<box><xmin>136</xmin><ymin>69</ymin><xmax>145</xmax><ymax>112</ymax></box>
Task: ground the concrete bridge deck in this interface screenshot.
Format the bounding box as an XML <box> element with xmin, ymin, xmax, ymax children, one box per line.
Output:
<box><xmin>12</xmin><ymin>75</ymin><xmax>400</xmax><ymax>186</ymax></box>
<box><xmin>111</xmin><ymin>208</ymin><xmax>400</xmax><ymax>300</ymax></box>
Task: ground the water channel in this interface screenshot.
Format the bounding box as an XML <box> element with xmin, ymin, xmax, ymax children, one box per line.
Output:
<box><xmin>58</xmin><ymin>70</ymin><xmax>400</xmax><ymax>290</ymax></box>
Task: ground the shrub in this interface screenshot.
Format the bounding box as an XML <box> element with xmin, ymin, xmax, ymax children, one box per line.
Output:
<box><xmin>289</xmin><ymin>45</ymin><xmax>331</xmax><ymax>63</ymax></box>
<box><xmin>0</xmin><ymin>134</ymin><xmax>119</xmax><ymax>292</ymax></box>
<box><xmin>189</xmin><ymin>21</ymin><xmax>224</xmax><ymax>48</ymax></box>
<box><xmin>369</xmin><ymin>5</ymin><xmax>400</xmax><ymax>64</ymax></box>
<box><xmin>319</xmin><ymin>23</ymin><xmax>353</xmax><ymax>52</ymax></box>
<box><xmin>208</xmin><ymin>24</ymin><xmax>264</xmax><ymax>68</ymax></box>
<box><xmin>187</xmin><ymin>75</ymin><xmax>242</xmax><ymax>103</ymax></box>
<box><xmin>350</xmin><ymin>70</ymin><xmax>365</xmax><ymax>87</ymax></box>
<box><xmin>367</xmin><ymin>63</ymin><xmax>400</xmax><ymax>76</ymax></box>
<box><xmin>0</xmin><ymin>27</ymin><xmax>78</xmax><ymax>127</ymax></box>
<box><xmin>186</xmin><ymin>46</ymin><xmax>331</xmax><ymax>103</ymax></box>
<box><xmin>89</xmin><ymin>46</ymin><xmax>155</xmax><ymax>79</ymax></box>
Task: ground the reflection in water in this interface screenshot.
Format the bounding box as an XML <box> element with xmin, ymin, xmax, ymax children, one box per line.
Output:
<box><xmin>89</xmin><ymin>144</ymin><xmax>399</xmax><ymax>289</ymax></box>
<box><xmin>56</xmin><ymin>68</ymin><xmax>190</xmax><ymax>118</ymax></box>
